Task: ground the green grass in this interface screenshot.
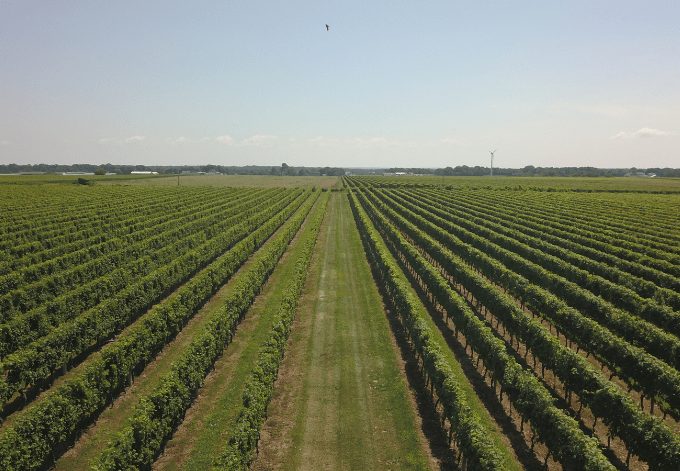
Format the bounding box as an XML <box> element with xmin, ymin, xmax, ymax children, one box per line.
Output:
<box><xmin>253</xmin><ymin>193</ymin><xmax>432</xmax><ymax>470</ymax></box>
<box><xmin>0</xmin><ymin>173</ymin><xmax>339</xmax><ymax>188</ymax></box>
<box><xmin>52</xmin><ymin>196</ymin><xmax>319</xmax><ymax>470</ymax></box>
<box><xmin>152</xmin><ymin>194</ymin><xmax>329</xmax><ymax>470</ymax></box>
<box><xmin>105</xmin><ymin>174</ymin><xmax>340</xmax><ymax>188</ymax></box>
<box><xmin>352</xmin><ymin>193</ymin><xmax>524</xmax><ymax>471</ymax></box>
<box><xmin>52</xmin><ymin>250</ymin><xmax>257</xmax><ymax>469</ymax></box>
<box><xmin>398</xmin><ymin>275</ymin><xmax>524</xmax><ymax>471</ymax></box>
<box><xmin>0</xmin><ymin>174</ymin><xmax>167</xmax><ymax>185</ymax></box>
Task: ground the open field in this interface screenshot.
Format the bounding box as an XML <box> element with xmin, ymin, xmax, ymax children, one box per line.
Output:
<box><xmin>0</xmin><ymin>174</ymin><xmax>340</xmax><ymax>189</ymax></box>
<box><xmin>0</xmin><ymin>176</ymin><xmax>678</xmax><ymax>470</ymax></box>
<box><xmin>105</xmin><ymin>174</ymin><xmax>341</xmax><ymax>188</ymax></box>
<box><xmin>0</xmin><ymin>174</ymin><xmax>168</xmax><ymax>185</ymax></box>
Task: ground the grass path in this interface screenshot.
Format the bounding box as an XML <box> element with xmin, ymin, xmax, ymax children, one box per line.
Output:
<box><xmin>53</xmin><ymin>196</ymin><xmax>317</xmax><ymax>470</ymax></box>
<box><xmin>53</xmin><ymin>253</ymin><xmax>260</xmax><ymax>469</ymax></box>
<box><xmin>253</xmin><ymin>193</ymin><xmax>433</xmax><ymax>470</ymax></box>
<box><xmin>151</xmin><ymin>195</ymin><xmax>328</xmax><ymax>470</ymax></box>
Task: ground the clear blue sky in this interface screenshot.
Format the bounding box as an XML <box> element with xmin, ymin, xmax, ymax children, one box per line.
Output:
<box><xmin>1</xmin><ymin>1</ymin><xmax>679</xmax><ymax>168</ymax></box>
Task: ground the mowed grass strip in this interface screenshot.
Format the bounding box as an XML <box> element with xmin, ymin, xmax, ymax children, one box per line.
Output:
<box><xmin>253</xmin><ymin>193</ymin><xmax>432</xmax><ymax>470</ymax></box>
<box><xmin>52</xmin><ymin>194</ymin><xmax>320</xmax><ymax>471</ymax></box>
<box><xmin>354</xmin><ymin>190</ymin><xmax>524</xmax><ymax>470</ymax></box>
<box><xmin>151</xmin><ymin>193</ymin><xmax>329</xmax><ymax>471</ymax></box>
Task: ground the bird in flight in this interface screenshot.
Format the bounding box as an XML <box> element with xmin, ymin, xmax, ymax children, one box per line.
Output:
<box><xmin>325</xmin><ymin>24</ymin><xmax>330</xmax><ymax>31</ymax></box>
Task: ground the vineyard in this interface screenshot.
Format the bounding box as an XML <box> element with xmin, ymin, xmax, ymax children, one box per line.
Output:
<box><xmin>0</xmin><ymin>176</ymin><xmax>678</xmax><ymax>470</ymax></box>
<box><xmin>345</xmin><ymin>176</ymin><xmax>680</xmax><ymax>470</ymax></box>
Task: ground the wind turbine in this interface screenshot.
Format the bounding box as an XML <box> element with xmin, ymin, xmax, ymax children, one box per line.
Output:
<box><xmin>489</xmin><ymin>149</ymin><xmax>497</xmax><ymax>177</ymax></box>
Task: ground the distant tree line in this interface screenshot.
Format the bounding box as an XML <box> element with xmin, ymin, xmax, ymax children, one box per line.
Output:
<box><xmin>0</xmin><ymin>163</ymin><xmax>346</xmax><ymax>177</ymax></box>
<box><xmin>354</xmin><ymin>165</ymin><xmax>680</xmax><ymax>178</ymax></box>
<box><xmin>383</xmin><ymin>168</ymin><xmax>433</xmax><ymax>175</ymax></box>
<box><xmin>432</xmin><ymin>165</ymin><xmax>680</xmax><ymax>177</ymax></box>
<box><xmin>2</xmin><ymin>163</ymin><xmax>678</xmax><ymax>177</ymax></box>
<box><xmin>272</xmin><ymin>163</ymin><xmax>345</xmax><ymax>176</ymax></box>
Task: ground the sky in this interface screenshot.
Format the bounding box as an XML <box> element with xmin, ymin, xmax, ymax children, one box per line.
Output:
<box><xmin>1</xmin><ymin>1</ymin><xmax>679</xmax><ymax>168</ymax></box>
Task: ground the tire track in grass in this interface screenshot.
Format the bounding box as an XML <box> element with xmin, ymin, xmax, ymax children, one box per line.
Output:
<box><xmin>253</xmin><ymin>193</ymin><xmax>432</xmax><ymax>470</ymax></box>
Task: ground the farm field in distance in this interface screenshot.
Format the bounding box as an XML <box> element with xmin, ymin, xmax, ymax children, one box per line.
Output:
<box><xmin>106</xmin><ymin>174</ymin><xmax>342</xmax><ymax>188</ymax></box>
<box><xmin>0</xmin><ymin>174</ymin><xmax>341</xmax><ymax>189</ymax></box>
<box><xmin>0</xmin><ymin>175</ymin><xmax>678</xmax><ymax>470</ymax></box>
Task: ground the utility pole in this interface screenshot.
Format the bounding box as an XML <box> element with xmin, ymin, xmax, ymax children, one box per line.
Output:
<box><xmin>489</xmin><ymin>150</ymin><xmax>496</xmax><ymax>177</ymax></box>
<box><xmin>177</xmin><ymin>174</ymin><xmax>180</xmax><ymax>186</ymax></box>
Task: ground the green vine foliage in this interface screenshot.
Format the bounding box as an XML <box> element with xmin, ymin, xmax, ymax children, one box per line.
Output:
<box><xmin>356</xmin><ymin>187</ymin><xmax>680</xmax><ymax>470</ymax></box>
<box><xmin>94</xmin><ymin>191</ymin><xmax>322</xmax><ymax>470</ymax></box>
<box><xmin>214</xmin><ymin>193</ymin><xmax>329</xmax><ymax>470</ymax></box>
<box><xmin>0</xmin><ymin>190</ymin><xmax>312</xmax><ymax>470</ymax></box>
<box><xmin>348</xmin><ymin>190</ymin><xmax>509</xmax><ymax>471</ymax></box>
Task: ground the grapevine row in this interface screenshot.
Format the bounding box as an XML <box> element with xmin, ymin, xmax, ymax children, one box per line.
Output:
<box><xmin>0</xmin><ymin>188</ymin><xmax>258</xmax><ymax>289</ymax></box>
<box><xmin>0</xmin><ymin>190</ymin><xmax>284</xmax><ymax>358</ymax></box>
<box><xmin>0</xmin><ymin>189</ymin><xmax>269</xmax><ymax>317</ymax></box>
<box><xmin>0</xmin><ymin>187</ymin><xmax>218</xmax><ymax>252</ymax></box>
<box><xmin>396</xmin><ymin>189</ymin><xmax>680</xmax><ymax>347</ymax></box>
<box><xmin>350</xmin><ymin>191</ymin><xmax>527</xmax><ymax>470</ymax></box>
<box><xmin>455</xmin><ymin>189</ymin><xmax>680</xmax><ymax>273</ymax></box>
<box><xmin>352</xmin><ymin>189</ymin><xmax>616</xmax><ymax>470</ymax></box>
<box><xmin>355</xmin><ymin>187</ymin><xmax>680</xmax><ymax>469</ymax></box>
<box><xmin>1</xmin><ymin>188</ymin><xmax>220</xmax><ymax>259</ymax></box>
<box><xmin>0</xmin><ymin>190</ymin><xmax>306</xmax><ymax>408</ymax></box>
<box><xmin>374</xmin><ymin>188</ymin><xmax>680</xmax><ymax>416</ymax></box>
<box><xmin>418</xmin><ymin>188</ymin><xmax>680</xmax><ymax>295</ymax></box>
<box><xmin>0</xmin><ymin>189</ymin><xmax>313</xmax><ymax>470</ymax></box>
<box><xmin>94</xmin><ymin>191</ymin><xmax>323</xmax><ymax>470</ymax></box>
<box><xmin>0</xmin><ymin>187</ymin><xmax>231</xmax><ymax>276</ymax></box>
<box><xmin>214</xmin><ymin>193</ymin><xmax>328</xmax><ymax>470</ymax></box>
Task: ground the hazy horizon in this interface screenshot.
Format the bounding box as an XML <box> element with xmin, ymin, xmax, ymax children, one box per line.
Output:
<box><xmin>2</xmin><ymin>1</ymin><xmax>679</xmax><ymax>168</ymax></box>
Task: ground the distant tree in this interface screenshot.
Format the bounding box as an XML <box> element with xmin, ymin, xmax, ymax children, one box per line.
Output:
<box><xmin>281</xmin><ymin>162</ymin><xmax>289</xmax><ymax>176</ymax></box>
<box><xmin>434</xmin><ymin>166</ymin><xmax>455</xmax><ymax>176</ymax></box>
<box><xmin>320</xmin><ymin>166</ymin><xmax>345</xmax><ymax>176</ymax></box>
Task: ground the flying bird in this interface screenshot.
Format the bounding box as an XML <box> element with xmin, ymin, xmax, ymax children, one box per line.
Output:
<box><xmin>325</xmin><ymin>24</ymin><xmax>330</xmax><ymax>31</ymax></box>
